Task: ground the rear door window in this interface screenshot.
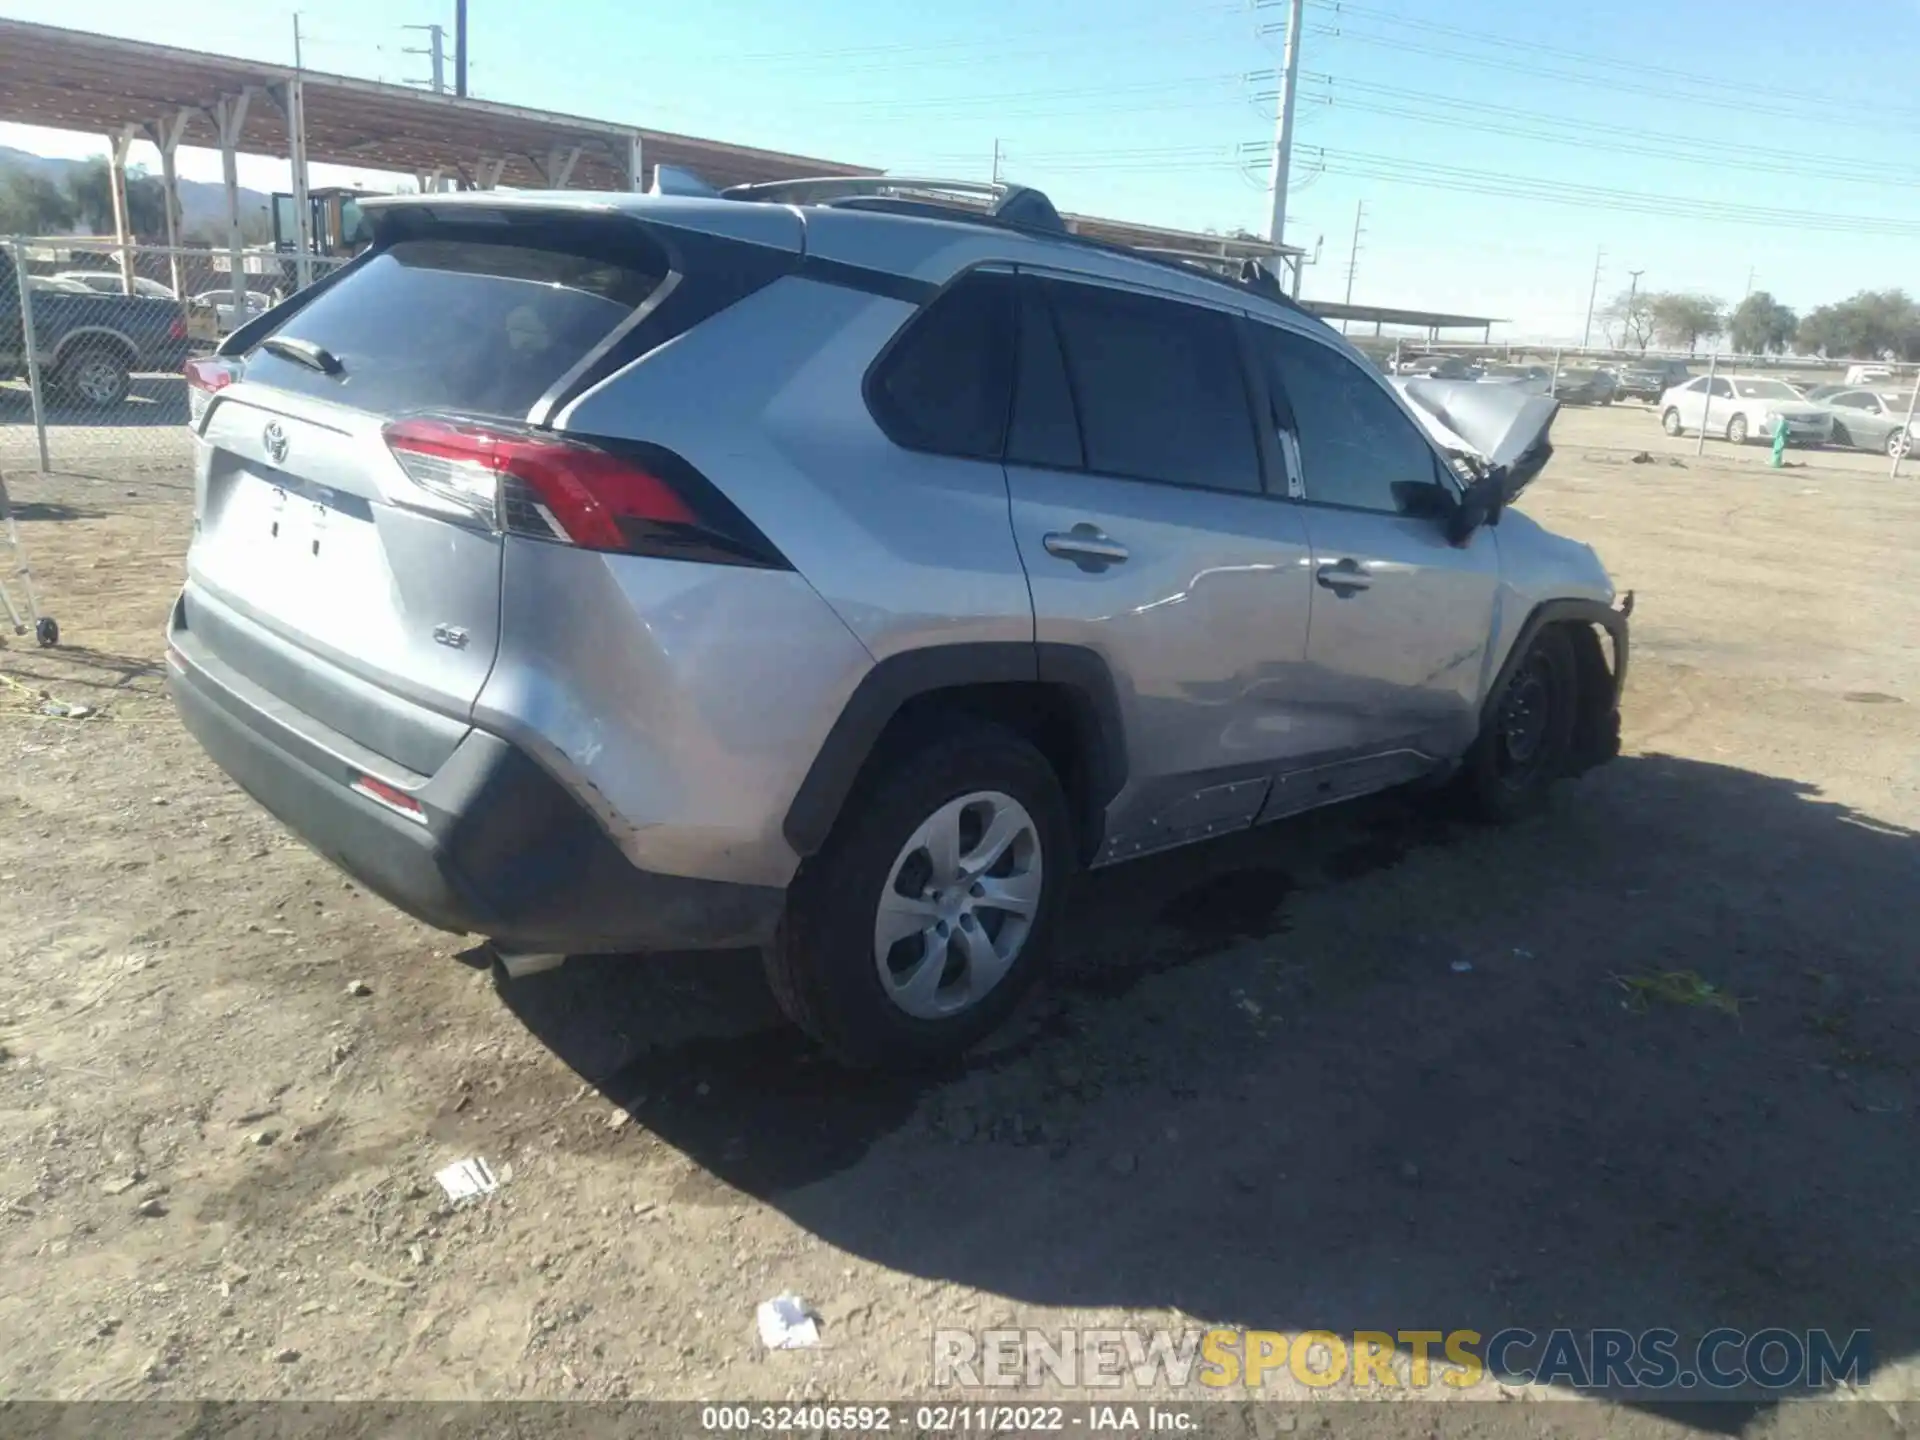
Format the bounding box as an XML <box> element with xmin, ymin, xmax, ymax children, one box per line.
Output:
<box><xmin>867</xmin><ymin>270</ymin><xmax>1016</xmax><ymax>459</ymax></box>
<box><xmin>1006</xmin><ymin>283</ymin><xmax>1083</xmax><ymax>469</ymax></box>
<box><xmin>243</xmin><ymin>225</ymin><xmax>668</xmax><ymax>418</ymax></box>
<box><xmin>1042</xmin><ymin>279</ymin><xmax>1262</xmax><ymax>494</ymax></box>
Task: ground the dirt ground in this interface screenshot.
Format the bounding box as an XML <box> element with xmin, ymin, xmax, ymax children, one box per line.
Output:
<box><xmin>1</xmin><ymin>401</ymin><xmax>1917</xmax><ymax>1437</ymax></box>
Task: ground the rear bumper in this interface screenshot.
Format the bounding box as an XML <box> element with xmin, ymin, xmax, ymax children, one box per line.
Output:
<box><xmin>166</xmin><ymin>598</ymin><xmax>783</xmax><ymax>955</ymax></box>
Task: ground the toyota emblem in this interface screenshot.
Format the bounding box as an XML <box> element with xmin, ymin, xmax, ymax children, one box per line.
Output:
<box><xmin>262</xmin><ymin>421</ymin><xmax>289</xmax><ymax>466</ymax></box>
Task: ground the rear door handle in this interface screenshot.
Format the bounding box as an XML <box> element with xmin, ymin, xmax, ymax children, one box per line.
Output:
<box><xmin>1315</xmin><ymin>559</ymin><xmax>1372</xmax><ymax>595</ymax></box>
<box><xmin>1043</xmin><ymin>525</ymin><xmax>1130</xmax><ymax>570</ymax></box>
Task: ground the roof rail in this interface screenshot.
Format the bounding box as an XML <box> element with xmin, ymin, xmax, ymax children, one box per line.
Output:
<box><xmin>706</xmin><ymin>169</ymin><xmax>1311</xmax><ymax>320</ymax></box>
<box><xmin>718</xmin><ymin>175</ymin><xmax>1068</xmax><ymax>234</ymax></box>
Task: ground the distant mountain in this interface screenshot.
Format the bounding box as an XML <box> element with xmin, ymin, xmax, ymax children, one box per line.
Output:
<box><xmin>0</xmin><ymin>144</ymin><xmax>272</xmax><ymax>236</ymax></box>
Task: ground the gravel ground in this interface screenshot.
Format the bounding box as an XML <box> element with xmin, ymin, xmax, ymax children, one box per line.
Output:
<box><xmin>0</xmin><ymin>403</ymin><xmax>1916</xmax><ymax>1438</ymax></box>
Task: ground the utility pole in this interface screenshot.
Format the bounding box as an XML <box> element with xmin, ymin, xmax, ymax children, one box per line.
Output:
<box><xmin>1581</xmin><ymin>245</ymin><xmax>1605</xmax><ymax>350</ymax></box>
<box><xmin>1625</xmin><ymin>268</ymin><xmax>1645</xmax><ymax>351</ymax></box>
<box><xmin>455</xmin><ymin>0</ymin><xmax>469</xmax><ymax>97</ymax></box>
<box><xmin>403</xmin><ymin>25</ymin><xmax>447</xmax><ymax>93</ymax></box>
<box><xmin>1264</xmin><ymin>0</ymin><xmax>1305</xmax><ymax>248</ymax></box>
<box><xmin>991</xmin><ymin>139</ymin><xmax>1002</xmax><ymax>186</ymax></box>
<box><xmin>292</xmin><ymin>13</ymin><xmax>303</xmax><ymax>69</ymax></box>
<box><xmin>1341</xmin><ymin>200</ymin><xmax>1364</xmax><ymax>333</ymax></box>
<box><xmin>1743</xmin><ymin>266</ymin><xmax>1755</xmax><ymax>300</ymax></box>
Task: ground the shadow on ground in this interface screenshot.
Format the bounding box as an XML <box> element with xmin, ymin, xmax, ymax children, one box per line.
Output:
<box><xmin>500</xmin><ymin>755</ymin><xmax>1919</xmax><ymax>1424</ymax></box>
<box><xmin>0</xmin><ymin>374</ymin><xmax>186</xmax><ymax>429</ymax></box>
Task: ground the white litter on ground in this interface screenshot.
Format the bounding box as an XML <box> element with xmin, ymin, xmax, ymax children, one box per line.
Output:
<box><xmin>756</xmin><ymin>1294</ymin><xmax>820</xmax><ymax>1350</ymax></box>
<box><xmin>434</xmin><ymin>1157</ymin><xmax>500</xmax><ymax>1205</ymax></box>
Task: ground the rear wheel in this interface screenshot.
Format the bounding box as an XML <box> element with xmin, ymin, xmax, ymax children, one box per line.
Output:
<box><xmin>1661</xmin><ymin>407</ymin><xmax>1683</xmax><ymax>436</ymax></box>
<box><xmin>1888</xmin><ymin>429</ymin><xmax>1910</xmax><ymax>459</ymax></box>
<box><xmin>765</xmin><ymin>719</ymin><xmax>1073</xmax><ymax>1068</ymax></box>
<box><xmin>55</xmin><ymin>346</ymin><xmax>132</xmax><ymax>407</ymax></box>
<box><xmin>1726</xmin><ymin>413</ymin><xmax>1749</xmax><ymax>445</ymax></box>
<box><xmin>1454</xmin><ymin>626</ymin><xmax>1579</xmax><ymax>823</ymax></box>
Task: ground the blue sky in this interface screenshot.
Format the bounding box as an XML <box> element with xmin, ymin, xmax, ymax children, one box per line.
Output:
<box><xmin>3</xmin><ymin>0</ymin><xmax>1918</xmax><ymax>338</ymax></box>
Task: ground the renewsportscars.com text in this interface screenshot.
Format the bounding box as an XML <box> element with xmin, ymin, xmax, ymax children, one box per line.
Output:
<box><xmin>933</xmin><ymin>1327</ymin><xmax>1871</xmax><ymax>1394</ymax></box>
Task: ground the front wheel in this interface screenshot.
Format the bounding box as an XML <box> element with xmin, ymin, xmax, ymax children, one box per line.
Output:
<box><xmin>1661</xmin><ymin>407</ymin><xmax>1683</xmax><ymax>436</ymax></box>
<box><xmin>765</xmin><ymin>719</ymin><xmax>1073</xmax><ymax>1068</ymax></box>
<box><xmin>1453</xmin><ymin>626</ymin><xmax>1579</xmax><ymax>823</ymax></box>
<box><xmin>1726</xmin><ymin>413</ymin><xmax>1749</xmax><ymax>445</ymax></box>
<box><xmin>1831</xmin><ymin>422</ymin><xmax>1853</xmax><ymax>450</ymax></box>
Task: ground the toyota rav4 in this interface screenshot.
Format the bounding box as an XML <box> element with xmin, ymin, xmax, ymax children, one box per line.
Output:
<box><xmin>167</xmin><ymin>179</ymin><xmax>1628</xmax><ymax>1067</ymax></box>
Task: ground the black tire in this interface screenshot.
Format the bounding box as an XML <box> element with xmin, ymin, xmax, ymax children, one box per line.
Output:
<box><xmin>1661</xmin><ymin>407</ymin><xmax>1683</xmax><ymax>436</ymax></box>
<box><xmin>55</xmin><ymin>345</ymin><xmax>132</xmax><ymax>407</ymax></box>
<box><xmin>1831</xmin><ymin>422</ymin><xmax>1852</xmax><ymax>450</ymax></box>
<box><xmin>1888</xmin><ymin>429</ymin><xmax>1909</xmax><ymax>459</ymax></box>
<box><xmin>1726</xmin><ymin>413</ymin><xmax>1749</xmax><ymax>445</ymax></box>
<box><xmin>34</xmin><ymin>616</ymin><xmax>58</xmax><ymax>648</ymax></box>
<box><xmin>1453</xmin><ymin>626</ymin><xmax>1580</xmax><ymax>823</ymax></box>
<box><xmin>765</xmin><ymin>718</ymin><xmax>1074</xmax><ymax>1069</ymax></box>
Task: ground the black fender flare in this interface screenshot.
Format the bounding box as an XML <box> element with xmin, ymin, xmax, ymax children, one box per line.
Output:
<box><xmin>782</xmin><ymin>641</ymin><xmax>1127</xmax><ymax>860</ymax></box>
<box><xmin>1482</xmin><ymin>596</ymin><xmax>1631</xmax><ymax>774</ymax></box>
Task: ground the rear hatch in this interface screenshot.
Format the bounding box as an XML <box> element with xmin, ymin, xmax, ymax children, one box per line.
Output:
<box><xmin>184</xmin><ymin>210</ymin><xmax>680</xmax><ymax>764</ymax></box>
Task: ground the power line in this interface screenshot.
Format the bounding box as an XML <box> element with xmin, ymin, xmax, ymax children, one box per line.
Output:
<box><xmin>1303</xmin><ymin>0</ymin><xmax>1920</xmax><ymax>123</ymax></box>
<box><xmin>1304</xmin><ymin>146</ymin><xmax>1920</xmax><ymax>235</ymax></box>
<box><xmin>1298</xmin><ymin>77</ymin><xmax>1920</xmax><ymax>189</ymax></box>
<box><xmin>1303</xmin><ymin>22</ymin><xmax>1920</xmax><ymax>132</ymax></box>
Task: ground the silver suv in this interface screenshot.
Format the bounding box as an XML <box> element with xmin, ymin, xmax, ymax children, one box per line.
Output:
<box><xmin>167</xmin><ymin>179</ymin><xmax>1629</xmax><ymax>1067</ymax></box>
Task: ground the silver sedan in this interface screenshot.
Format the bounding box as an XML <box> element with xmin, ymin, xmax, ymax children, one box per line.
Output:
<box><xmin>1812</xmin><ymin>387</ymin><xmax>1917</xmax><ymax>457</ymax></box>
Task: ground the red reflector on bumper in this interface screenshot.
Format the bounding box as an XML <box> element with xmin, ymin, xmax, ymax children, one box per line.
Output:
<box><xmin>351</xmin><ymin>774</ymin><xmax>427</xmax><ymax>823</ymax></box>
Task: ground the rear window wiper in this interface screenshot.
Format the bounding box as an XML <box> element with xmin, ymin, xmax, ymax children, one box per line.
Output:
<box><xmin>259</xmin><ymin>335</ymin><xmax>345</xmax><ymax>376</ymax></box>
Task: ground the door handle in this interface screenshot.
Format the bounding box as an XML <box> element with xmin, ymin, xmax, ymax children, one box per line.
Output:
<box><xmin>1315</xmin><ymin>559</ymin><xmax>1372</xmax><ymax>595</ymax></box>
<box><xmin>1043</xmin><ymin>524</ymin><xmax>1129</xmax><ymax>570</ymax></box>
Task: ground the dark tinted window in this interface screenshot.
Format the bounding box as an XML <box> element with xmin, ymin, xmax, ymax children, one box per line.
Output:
<box><xmin>1006</xmin><ymin>285</ymin><xmax>1082</xmax><ymax>469</ymax></box>
<box><xmin>1045</xmin><ymin>281</ymin><xmax>1261</xmax><ymax>494</ymax></box>
<box><xmin>868</xmin><ymin>271</ymin><xmax>1016</xmax><ymax>459</ymax></box>
<box><xmin>1263</xmin><ymin>326</ymin><xmax>1442</xmax><ymax>515</ymax></box>
<box><xmin>1709</xmin><ymin>378</ymin><xmax>1734</xmax><ymax>398</ymax></box>
<box><xmin>245</xmin><ymin>226</ymin><xmax>667</xmax><ymax>418</ymax></box>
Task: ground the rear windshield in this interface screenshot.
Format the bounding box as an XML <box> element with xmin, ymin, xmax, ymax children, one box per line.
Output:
<box><xmin>242</xmin><ymin>228</ymin><xmax>666</xmax><ymax>418</ymax></box>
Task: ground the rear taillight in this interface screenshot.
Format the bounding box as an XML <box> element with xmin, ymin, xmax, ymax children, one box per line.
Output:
<box><xmin>184</xmin><ymin>356</ymin><xmax>240</xmax><ymax>428</ymax></box>
<box><xmin>381</xmin><ymin>416</ymin><xmax>785</xmax><ymax>568</ymax></box>
<box><xmin>168</xmin><ymin>314</ymin><xmax>187</xmax><ymax>340</ymax></box>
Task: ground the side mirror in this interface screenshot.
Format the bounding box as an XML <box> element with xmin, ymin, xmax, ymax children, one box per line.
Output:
<box><xmin>1445</xmin><ymin>468</ymin><xmax>1506</xmax><ymax>545</ymax></box>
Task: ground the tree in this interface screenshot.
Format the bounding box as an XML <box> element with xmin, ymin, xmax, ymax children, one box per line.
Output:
<box><xmin>64</xmin><ymin>157</ymin><xmax>168</xmax><ymax>239</ymax></box>
<box><xmin>1727</xmin><ymin>291</ymin><xmax>1798</xmax><ymax>355</ymax></box>
<box><xmin>0</xmin><ymin>169</ymin><xmax>77</xmax><ymax>234</ymax></box>
<box><xmin>1647</xmin><ymin>292</ymin><xmax>1725</xmax><ymax>354</ymax></box>
<box><xmin>1796</xmin><ymin>290</ymin><xmax>1920</xmax><ymax>361</ymax></box>
<box><xmin>1599</xmin><ymin>286</ymin><xmax>1654</xmax><ymax>351</ymax></box>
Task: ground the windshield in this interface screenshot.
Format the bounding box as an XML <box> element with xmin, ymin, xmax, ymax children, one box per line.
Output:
<box><xmin>1733</xmin><ymin>380</ymin><xmax>1799</xmax><ymax>400</ymax></box>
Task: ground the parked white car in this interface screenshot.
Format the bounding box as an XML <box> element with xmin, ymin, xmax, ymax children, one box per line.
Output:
<box><xmin>1658</xmin><ymin>375</ymin><xmax>1834</xmax><ymax>446</ymax></box>
<box><xmin>1845</xmin><ymin>365</ymin><xmax>1896</xmax><ymax>386</ymax></box>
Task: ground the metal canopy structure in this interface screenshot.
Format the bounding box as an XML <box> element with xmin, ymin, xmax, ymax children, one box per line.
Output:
<box><xmin>0</xmin><ymin>18</ymin><xmax>877</xmax><ymax>192</ymax></box>
<box><xmin>1302</xmin><ymin>300</ymin><xmax>1501</xmax><ymax>343</ymax></box>
<box><xmin>0</xmin><ymin>17</ymin><xmax>1305</xmax><ymax>300</ymax></box>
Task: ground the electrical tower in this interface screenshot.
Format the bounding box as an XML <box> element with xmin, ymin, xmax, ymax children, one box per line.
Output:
<box><xmin>402</xmin><ymin>24</ymin><xmax>447</xmax><ymax>93</ymax></box>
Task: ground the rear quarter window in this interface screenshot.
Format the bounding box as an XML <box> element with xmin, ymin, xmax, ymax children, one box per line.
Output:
<box><xmin>243</xmin><ymin>227</ymin><xmax>667</xmax><ymax>419</ymax></box>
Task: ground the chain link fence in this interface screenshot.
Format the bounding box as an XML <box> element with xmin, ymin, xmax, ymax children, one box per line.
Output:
<box><xmin>2</xmin><ymin>238</ymin><xmax>348</xmax><ymax>481</ymax></box>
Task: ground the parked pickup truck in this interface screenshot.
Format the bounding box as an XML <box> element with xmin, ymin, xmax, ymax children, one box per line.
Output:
<box><xmin>0</xmin><ymin>248</ymin><xmax>193</xmax><ymax>406</ymax></box>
